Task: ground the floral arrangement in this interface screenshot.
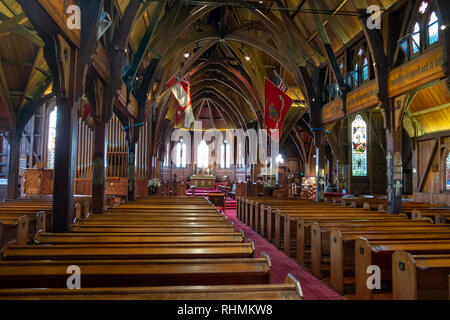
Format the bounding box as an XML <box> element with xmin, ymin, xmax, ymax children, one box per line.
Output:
<box><xmin>148</xmin><ymin>178</ymin><xmax>162</xmax><ymax>192</ymax></box>
<box><xmin>263</xmin><ymin>180</ymin><xmax>277</xmax><ymax>190</ymax></box>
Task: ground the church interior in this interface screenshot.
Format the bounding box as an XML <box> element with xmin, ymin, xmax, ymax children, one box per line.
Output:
<box><xmin>0</xmin><ymin>0</ymin><xmax>450</xmax><ymax>303</ymax></box>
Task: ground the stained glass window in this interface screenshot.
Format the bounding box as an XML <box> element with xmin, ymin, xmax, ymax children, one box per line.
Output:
<box><xmin>220</xmin><ymin>140</ymin><xmax>231</xmax><ymax>169</ymax></box>
<box><xmin>411</xmin><ymin>22</ymin><xmax>421</xmax><ymax>54</ymax></box>
<box><xmin>238</xmin><ymin>142</ymin><xmax>245</xmax><ymax>168</ymax></box>
<box><xmin>276</xmin><ymin>154</ymin><xmax>284</xmax><ymax>164</ymax></box>
<box><xmin>354</xmin><ymin>64</ymin><xmax>359</xmax><ymax>87</ymax></box>
<box><xmin>164</xmin><ymin>143</ymin><xmax>169</xmax><ymax>167</ymax></box>
<box><xmin>362</xmin><ymin>57</ymin><xmax>369</xmax><ymax>81</ymax></box>
<box><xmin>351</xmin><ymin>115</ymin><xmax>367</xmax><ymax>176</ymax></box>
<box><xmin>446</xmin><ymin>152</ymin><xmax>450</xmax><ymax>190</ymax></box>
<box><xmin>418</xmin><ymin>1</ymin><xmax>428</xmax><ymax>14</ymax></box>
<box><xmin>428</xmin><ymin>11</ymin><xmax>439</xmax><ymax>45</ymax></box>
<box><xmin>175</xmin><ymin>138</ymin><xmax>186</xmax><ymax>168</ymax></box>
<box><xmin>47</xmin><ymin>108</ymin><xmax>57</xmax><ymax>169</ymax></box>
<box><xmin>197</xmin><ymin>140</ymin><xmax>208</xmax><ymax>168</ymax></box>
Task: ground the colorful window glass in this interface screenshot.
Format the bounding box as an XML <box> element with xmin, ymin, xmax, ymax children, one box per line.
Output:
<box><xmin>428</xmin><ymin>11</ymin><xmax>439</xmax><ymax>45</ymax></box>
<box><xmin>351</xmin><ymin>115</ymin><xmax>367</xmax><ymax>176</ymax></box>
<box><xmin>362</xmin><ymin>58</ymin><xmax>369</xmax><ymax>81</ymax></box>
<box><xmin>175</xmin><ymin>138</ymin><xmax>186</xmax><ymax>168</ymax></box>
<box><xmin>411</xmin><ymin>22</ymin><xmax>421</xmax><ymax>54</ymax></box>
<box><xmin>47</xmin><ymin>108</ymin><xmax>57</xmax><ymax>169</ymax></box>
<box><xmin>197</xmin><ymin>140</ymin><xmax>209</xmax><ymax>168</ymax></box>
<box><xmin>446</xmin><ymin>152</ymin><xmax>450</xmax><ymax>190</ymax></box>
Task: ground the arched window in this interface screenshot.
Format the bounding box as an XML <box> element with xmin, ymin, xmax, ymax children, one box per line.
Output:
<box><xmin>446</xmin><ymin>152</ymin><xmax>450</xmax><ymax>190</ymax></box>
<box><xmin>276</xmin><ymin>154</ymin><xmax>284</xmax><ymax>164</ymax></box>
<box><xmin>47</xmin><ymin>107</ymin><xmax>57</xmax><ymax>169</ymax></box>
<box><xmin>175</xmin><ymin>138</ymin><xmax>186</xmax><ymax>168</ymax></box>
<box><xmin>362</xmin><ymin>57</ymin><xmax>369</xmax><ymax>82</ymax></box>
<box><xmin>353</xmin><ymin>63</ymin><xmax>359</xmax><ymax>87</ymax></box>
<box><xmin>428</xmin><ymin>11</ymin><xmax>439</xmax><ymax>45</ymax></box>
<box><xmin>351</xmin><ymin>115</ymin><xmax>367</xmax><ymax>176</ymax></box>
<box><xmin>163</xmin><ymin>142</ymin><xmax>170</xmax><ymax>167</ymax></box>
<box><xmin>220</xmin><ymin>140</ymin><xmax>231</xmax><ymax>169</ymax></box>
<box><xmin>237</xmin><ymin>141</ymin><xmax>245</xmax><ymax>168</ymax></box>
<box><xmin>197</xmin><ymin>140</ymin><xmax>209</xmax><ymax>168</ymax></box>
<box><xmin>411</xmin><ymin>22</ymin><xmax>421</xmax><ymax>54</ymax></box>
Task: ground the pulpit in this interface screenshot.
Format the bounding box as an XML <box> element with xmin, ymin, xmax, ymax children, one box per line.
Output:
<box><xmin>22</xmin><ymin>168</ymin><xmax>53</xmax><ymax>196</ymax></box>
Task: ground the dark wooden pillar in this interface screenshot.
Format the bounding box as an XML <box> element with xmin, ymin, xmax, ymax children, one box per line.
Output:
<box><xmin>6</xmin><ymin>131</ymin><xmax>21</xmax><ymax>200</ymax></box>
<box><xmin>127</xmin><ymin>120</ymin><xmax>137</xmax><ymax>201</ymax></box>
<box><xmin>49</xmin><ymin>36</ymin><xmax>78</xmax><ymax>232</ymax></box>
<box><xmin>313</xmin><ymin>130</ymin><xmax>326</xmax><ymax>202</ymax></box>
<box><xmin>385</xmin><ymin>121</ymin><xmax>403</xmax><ymax>214</ymax></box>
<box><xmin>92</xmin><ymin>120</ymin><xmax>106</xmax><ymax>214</ymax></box>
<box><xmin>127</xmin><ymin>140</ymin><xmax>136</xmax><ymax>200</ymax></box>
<box><xmin>52</xmin><ymin>99</ymin><xmax>78</xmax><ymax>231</ymax></box>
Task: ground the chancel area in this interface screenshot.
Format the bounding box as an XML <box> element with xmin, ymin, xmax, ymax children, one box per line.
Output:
<box><xmin>0</xmin><ymin>0</ymin><xmax>450</xmax><ymax>302</ymax></box>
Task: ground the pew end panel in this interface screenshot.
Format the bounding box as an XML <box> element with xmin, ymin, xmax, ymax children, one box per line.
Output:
<box><xmin>311</xmin><ymin>222</ymin><xmax>323</xmax><ymax>278</ymax></box>
<box><xmin>35</xmin><ymin>211</ymin><xmax>46</xmax><ymax>236</ymax></box>
<box><xmin>16</xmin><ymin>216</ymin><xmax>30</xmax><ymax>246</ymax></box>
<box><xmin>285</xmin><ymin>274</ymin><xmax>304</xmax><ymax>300</ymax></box>
<box><xmin>355</xmin><ymin>237</ymin><xmax>374</xmax><ymax>300</ymax></box>
<box><xmin>266</xmin><ymin>207</ymin><xmax>273</xmax><ymax>242</ymax></box>
<box><xmin>296</xmin><ymin>217</ymin><xmax>305</xmax><ymax>266</ymax></box>
<box><xmin>392</xmin><ymin>251</ymin><xmax>418</xmax><ymax>300</ymax></box>
<box><xmin>259</xmin><ymin>204</ymin><xmax>266</xmax><ymax>237</ymax></box>
<box><xmin>260</xmin><ymin>251</ymin><xmax>273</xmax><ymax>283</ymax></box>
<box><xmin>330</xmin><ymin>230</ymin><xmax>345</xmax><ymax>294</ymax></box>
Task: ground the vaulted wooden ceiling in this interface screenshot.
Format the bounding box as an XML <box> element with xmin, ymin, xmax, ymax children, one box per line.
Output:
<box><xmin>0</xmin><ymin>0</ymin><xmax>50</xmax><ymax>132</ymax></box>
<box><xmin>2</xmin><ymin>0</ymin><xmax>449</xmax><ymax>143</ymax></box>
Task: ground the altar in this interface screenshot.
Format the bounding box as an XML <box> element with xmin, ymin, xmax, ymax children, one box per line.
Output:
<box><xmin>190</xmin><ymin>175</ymin><xmax>216</xmax><ymax>188</ymax></box>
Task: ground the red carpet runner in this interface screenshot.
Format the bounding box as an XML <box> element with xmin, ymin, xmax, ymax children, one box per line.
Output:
<box><xmin>224</xmin><ymin>199</ymin><xmax>343</xmax><ymax>300</ymax></box>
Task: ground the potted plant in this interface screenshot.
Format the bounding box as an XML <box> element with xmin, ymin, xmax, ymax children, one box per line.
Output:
<box><xmin>263</xmin><ymin>180</ymin><xmax>277</xmax><ymax>196</ymax></box>
<box><xmin>148</xmin><ymin>178</ymin><xmax>162</xmax><ymax>195</ymax></box>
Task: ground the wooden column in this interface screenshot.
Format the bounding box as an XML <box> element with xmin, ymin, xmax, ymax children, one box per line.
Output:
<box><xmin>127</xmin><ymin>139</ymin><xmax>136</xmax><ymax>200</ymax></box>
<box><xmin>385</xmin><ymin>126</ymin><xmax>403</xmax><ymax>214</ymax></box>
<box><xmin>48</xmin><ymin>36</ymin><xmax>78</xmax><ymax>232</ymax></box>
<box><xmin>53</xmin><ymin>98</ymin><xmax>78</xmax><ymax>231</ymax></box>
<box><xmin>6</xmin><ymin>131</ymin><xmax>21</xmax><ymax>199</ymax></box>
<box><xmin>92</xmin><ymin>120</ymin><xmax>106</xmax><ymax>214</ymax></box>
<box><xmin>126</xmin><ymin>119</ymin><xmax>137</xmax><ymax>201</ymax></box>
<box><xmin>314</xmin><ymin>130</ymin><xmax>326</xmax><ymax>202</ymax></box>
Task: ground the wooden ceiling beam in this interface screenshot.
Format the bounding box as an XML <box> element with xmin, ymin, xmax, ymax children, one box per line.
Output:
<box><xmin>19</xmin><ymin>47</ymin><xmax>43</xmax><ymax>109</ymax></box>
<box><xmin>0</xmin><ymin>12</ymin><xmax>27</xmax><ymax>34</ymax></box>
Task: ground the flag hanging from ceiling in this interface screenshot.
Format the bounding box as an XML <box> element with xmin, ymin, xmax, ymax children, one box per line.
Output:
<box><xmin>167</xmin><ymin>72</ymin><xmax>194</xmax><ymax>128</ymax></box>
<box><xmin>264</xmin><ymin>78</ymin><xmax>292</xmax><ymax>140</ymax></box>
<box><xmin>272</xmin><ymin>71</ymin><xmax>288</xmax><ymax>93</ymax></box>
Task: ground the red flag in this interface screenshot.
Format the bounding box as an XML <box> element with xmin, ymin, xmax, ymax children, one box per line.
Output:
<box><xmin>175</xmin><ymin>102</ymin><xmax>183</xmax><ymax>126</ymax></box>
<box><xmin>264</xmin><ymin>78</ymin><xmax>292</xmax><ymax>139</ymax></box>
<box><xmin>81</xmin><ymin>103</ymin><xmax>90</xmax><ymax>120</ymax></box>
<box><xmin>167</xmin><ymin>72</ymin><xmax>194</xmax><ymax>128</ymax></box>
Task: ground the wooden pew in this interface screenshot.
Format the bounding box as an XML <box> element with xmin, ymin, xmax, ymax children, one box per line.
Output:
<box><xmin>355</xmin><ymin>238</ymin><xmax>450</xmax><ymax>299</ymax></box>
<box><xmin>284</xmin><ymin>214</ymin><xmax>410</xmax><ymax>264</ymax></box>
<box><xmin>310</xmin><ymin>220</ymin><xmax>448</xmax><ymax>278</ymax></box>
<box><xmin>329</xmin><ymin>229</ymin><xmax>450</xmax><ymax>294</ymax></box>
<box><xmin>392</xmin><ymin>251</ymin><xmax>450</xmax><ymax>300</ymax></box>
<box><xmin>1</xmin><ymin>242</ymin><xmax>255</xmax><ymax>260</ymax></box>
<box><xmin>35</xmin><ymin>232</ymin><xmax>245</xmax><ymax>245</ymax></box>
<box><xmin>69</xmin><ymin>224</ymin><xmax>236</xmax><ymax>233</ymax></box>
<box><xmin>410</xmin><ymin>208</ymin><xmax>450</xmax><ymax>224</ymax></box>
<box><xmin>0</xmin><ymin>274</ymin><xmax>303</xmax><ymax>300</ymax></box>
<box><xmin>74</xmin><ymin>218</ymin><xmax>229</xmax><ymax>226</ymax></box>
<box><xmin>275</xmin><ymin>209</ymin><xmax>403</xmax><ymax>250</ymax></box>
<box><xmin>0</xmin><ymin>254</ymin><xmax>271</xmax><ymax>288</ymax></box>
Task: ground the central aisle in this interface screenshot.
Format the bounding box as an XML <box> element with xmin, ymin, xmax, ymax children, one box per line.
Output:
<box><xmin>224</xmin><ymin>200</ymin><xmax>343</xmax><ymax>300</ymax></box>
